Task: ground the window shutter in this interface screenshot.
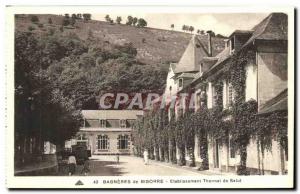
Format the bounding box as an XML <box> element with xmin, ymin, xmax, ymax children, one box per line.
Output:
<box><xmin>107</xmin><ymin>137</ymin><xmax>110</xmax><ymax>150</ymax></box>
<box><xmin>117</xmin><ymin>136</ymin><xmax>120</xmax><ymax>149</ymax></box>
<box><xmin>96</xmin><ymin>136</ymin><xmax>98</xmax><ymax>149</ymax></box>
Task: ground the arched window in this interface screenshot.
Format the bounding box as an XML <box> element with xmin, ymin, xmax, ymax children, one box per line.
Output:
<box><xmin>117</xmin><ymin>135</ymin><xmax>129</xmax><ymax>150</ymax></box>
<box><xmin>97</xmin><ymin>135</ymin><xmax>109</xmax><ymax>150</ymax></box>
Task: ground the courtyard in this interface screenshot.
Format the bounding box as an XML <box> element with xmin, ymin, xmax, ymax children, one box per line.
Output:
<box><xmin>57</xmin><ymin>155</ymin><xmax>224</xmax><ymax>176</ymax></box>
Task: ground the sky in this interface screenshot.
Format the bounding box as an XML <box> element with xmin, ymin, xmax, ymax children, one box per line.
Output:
<box><xmin>93</xmin><ymin>13</ymin><xmax>269</xmax><ymax>36</ymax></box>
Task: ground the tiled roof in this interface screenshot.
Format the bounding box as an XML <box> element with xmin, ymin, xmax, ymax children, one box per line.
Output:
<box><xmin>228</xmin><ymin>30</ymin><xmax>254</xmax><ymax>38</ymax></box>
<box><xmin>174</xmin><ymin>35</ymin><xmax>225</xmax><ymax>74</ymax></box>
<box><xmin>194</xmin><ymin>46</ymin><xmax>230</xmax><ymax>79</ymax></box>
<box><xmin>80</xmin><ymin>127</ymin><xmax>132</xmax><ymax>132</ymax></box>
<box><xmin>243</xmin><ymin>13</ymin><xmax>288</xmax><ymax>47</ymax></box>
<box><xmin>196</xmin><ymin>13</ymin><xmax>287</xmax><ymax>79</ymax></box>
<box><xmin>258</xmin><ymin>89</ymin><xmax>287</xmax><ymax>115</ymax></box>
<box><xmin>170</xmin><ymin>63</ymin><xmax>177</xmax><ymax>72</ymax></box>
<box><xmin>177</xmin><ymin>72</ymin><xmax>196</xmax><ymax>79</ymax></box>
<box><xmin>82</xmin><ymin>110</ymin><xmax>144</xmax><ymax>120</ymax></box>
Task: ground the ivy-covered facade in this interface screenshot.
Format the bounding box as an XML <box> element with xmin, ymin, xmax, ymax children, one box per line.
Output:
<box><xmin>132</xmin><ymin>13</ymin><xmax>288</xmax><ymax>175</ymax></box>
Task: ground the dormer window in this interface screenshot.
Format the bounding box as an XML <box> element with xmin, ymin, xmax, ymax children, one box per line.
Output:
<box><xmin>178</xmin><ymin>78</ymin><xmax>183</xmax><ymax>87</ymax></box>
<box><xmin>230</xmin><ymin>37</ymin><xmax>235</xmax><ymax>54</ymax></box>
<box><xmin>200</xmin><ymin>63</ymin><xmax>203</xmax><ymax>74</ymax></box>
<box><xmin>100</xmin><ymin>119</ymin><xmax>106</xmax><ymax>128</ymax></box>
<box><xmin>226</xmin><ymin>40</ymin><xmax>230</xmax><ymax>48</ymax></box>
<box><xmin>120</xmin><ymin>119</ymin><xmax>126</xmax><ymax>128</ymax></box>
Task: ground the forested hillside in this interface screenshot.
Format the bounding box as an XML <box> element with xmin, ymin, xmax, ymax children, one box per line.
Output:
<box><xmin>14</xmin><ymin>14</ymin><xmax>224</xmax><ymax>143</ymax></box>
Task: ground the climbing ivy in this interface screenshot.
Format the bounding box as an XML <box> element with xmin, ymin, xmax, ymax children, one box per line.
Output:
<box><xmin>132</xmin><ymin>46</ymin><xmax>288</xmax><ymax>175</ymax></box>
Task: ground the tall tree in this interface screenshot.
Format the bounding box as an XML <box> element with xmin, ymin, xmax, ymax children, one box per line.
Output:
<box><xmin>171</xmin><ymin>24</ymin><xmax>174</xmax><ymax>30</ymax></box>
<box><xmin>189</xmin><ymin>26</ymin><xmax>194</xmax><ymax>34</ymax></box>
<box><xmin>105</xmin><ymin>14</ymin><xmax>111</xmax><ymax>22</ymax></box>
<box><xmin>83</xmin><ymin>13</ymin><xmax>92</xmax><ymax>21</ymax></box>
<box><xmin>137</xmin><ymin>18</ymin><xmax>147</xmax><ymax>27</ymax></box>
<box><xmin>30</xmin><ymin>15</ymin><xmax>39</xmax><ymax>23</ymax></box>
<box><xmin>116</xmin><ymin>16</ymin><xmax>122</xmax><ymax>24</ymax></box>
<box><xmin>126</xmin><ymin>15</ymin><xmax>133</xmax><ymax>25</ymax></box>
<box><xmin>48</xmin><ymin>18</ymin><xmax>53</xmax><ymax>24</ymax></box>
<box><xmin>132</xmin><ymin>17</ymin><xmax>138</xmax><ymax>26</ymax></box>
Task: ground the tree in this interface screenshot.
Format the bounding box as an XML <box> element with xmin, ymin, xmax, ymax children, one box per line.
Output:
<box><xmin>64</xmin><ymin>14</ymin><xmax>70</xmax><ymax>19</ymax></box>
<box><xmin>48</xmin><ymin>18</ymin><xmax>53</xmax><ymax>24</ymax></box>
<box><xmin>62</xmin><ymin>18</ymin><xmax>70</xmax><ymax>26</ymax></box>
<box><xmin>171</xmin><ymin>24</ymin><xmax>174</xmax><ymax>30</ymax></box>
<box><xmin>105</xmin><ymin>14</ymin><xmax>111</xmax><ymax>22</ymax></box>
<box><xmin>83</xmin><ymin>13</ymin><xmax>91</xmax><ymax>21</ymax></box>
<box><xmin>30</xmin><ymin>15</ymin><xmax>39</xmax><ymax>23</ymax></box>
<box><xmin>71</xmin><ymin>14</ymin><xmax>77</xmax><ymax>20</ymax></box>
<box><xmin>189</xmin><ymin>26</ymin><xmax>194</xmax><ymax>34</ymax></box>
<box><xmin>182</xmin><ymin>25</ymin><xmax>188</xmax><ymax>32</ymax></box>
<box><xmin>126</xmin><ymin>16</ymin><xmax>133</xmax><ymax>25</ymax></box>
<box><xmin>76</xmin><ymin>13</ymin><xmax>82</xmax><ymax>19</ymax></box>
<box><xmin>116</xmin><ymin>16</ymin><xmax>122</xmax><ymax>24</ymax></box>
<box><xmin>216</xmin><ymin>34</ymin><xmax>227</xmax><ymax>38</ymax></box>
<box><xmin>133</xmin><ymin>17</ymin><xmax>138</xmax><ymax>26</ymax></box>
<box><xmin>14</xmin><ymin>31</ymin><xmax>82</xmax><ymax>152</ymax></box>
<box><xmin>206</xmin><ymin>30</ymin><xmax>216</xmax><ymax>37</ymax></box>
<box><xmin>137</xmin><ymin>18</ymin><xmax>147</xmax><ymax>27</ymax></box>
<box><xmin>70</xmin><ymin>15</ymin><xmax>76</xmax><ymax>26</ymax></box>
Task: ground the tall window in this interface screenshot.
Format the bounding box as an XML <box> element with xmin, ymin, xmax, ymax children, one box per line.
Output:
<box><xmin>77</xmin><ymin>134</ymin><xmax>87</xmax><ymax>140</ymax></box>
<box><xmin>120</xmin><ymin>119</ymin><xmax>126</xmax><ymax>128</ymax></box>
<box><xmin>200</xmin><ymin>63</ymin><xmax>203</xmax><ymax>74</ymax></box>
<box><xmin>196</xmin><ymin>92</ymin><xmax>201</xmax><ymax>110</ymax></box>
<box><xmin>229</xmin><ymin>137</ymin><xmax>236</xmax><ymax>158</ymax></box>
<box><xmin>212</xmin><ymin>86</ymin><xmax>218</xmax><ymax>107</ymax></box>
<box><xmin>227</xmin><ymin>83</ymin><xmax>234</xmax><ymax>107</ymax></box>
<box><xmin>178</xmin><ymin>78</ymin><xmax>183</xmax><ymax>87</ymax></box>
<box><xmin>117</xmin><ymin>135</ymin><xmax>129</xmax><ymax>150</ymax></box>
<box><xmin>100</xmin><ymin>119</ymin><xmax>106</xmax><ymax>128</ymax></box>
<box><xmin>97</xmin><ymin>135</ymin><xmax>109</xmax><ymax>150</ymax></box>
<box><xmin>231</xmin><ymin>37</ymin><xmax>235</xmax><ymax>50</ymax></box>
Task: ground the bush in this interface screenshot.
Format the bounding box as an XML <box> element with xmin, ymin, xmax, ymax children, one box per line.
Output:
<box><xmin>48</xmin><ymin>18</ymin><xmax>53</xmax><ymax>24</ymax></box>
<box><xmin>38</xmin><ymin>23</ymin><xmax>44</xmax><ymax>28</ymax></box>
<box><xmin>62</xmin><ymin>18</ymin><xmax>70</xmax><ymax>26</ymax></box>
<box><xmin>28</xmin><ymin>26</ymin><xmax>35</xmax><ymax>31</ymax></box>
<box><xmin>48</xmin><ymin>28</ymin><xmax>55</xmax><ymax>35</ymax></box>
<box><xmin>31</xmin><ymin>15</ymin><xmax>39</xmax><ymax>23</ymax></box>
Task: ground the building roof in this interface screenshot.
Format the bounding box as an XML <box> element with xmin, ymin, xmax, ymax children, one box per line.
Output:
<box><xmin>80</xmin><ymin>127</ymin><xmax>132</xmax><ymax>132</ymax></box>
<box><xmin>243</xmin><ymin>13</ymin><xmax>288</xmax><ymax>47</ymax></box>
<box><xmin>174</xmin><ymin>35</ymin><xmax>208</xmax><ymax>73</ymax></box>
<box><xmin>170</xmin><ymin>63</ymin><xmax>177</xmax><ymax>72</ymax></box>
<box><xmin>258</xmin><ymin>89</ymin><xmax>287</xmax><ymax>115</ymax></box>
<box><xmin>193</xmin><ymin>13</ymin><xmax>288</xmax><ymax>81</ymax></box>
<box><xmin>174</xmin><ymin>35</ymin><xmax>225</xmax><ymax>74</ymax></box>
<box><xmin>228</xmin><ymin>30</ymin><xmax>254</xmax><ymax>38</ymax></box>
<box><xmin>177</xmin><ymin>72</ymin><xmax>196</xmax><ymax>79</ymax></box>
<box><xmin>82</xmin><ymin>110</ymin><xmax>143</xmax><ymax>120</ymax></box>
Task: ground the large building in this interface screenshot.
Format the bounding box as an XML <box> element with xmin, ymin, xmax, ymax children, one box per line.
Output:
<box><xmin>138</xmin><ymin>13</ymin><xmax>288</xmax><ymax>175</ymax></box>
<box><xmin>75</xmin><ymin>110</ymin><xmax>143</xmax><ymax>155</ymax></box>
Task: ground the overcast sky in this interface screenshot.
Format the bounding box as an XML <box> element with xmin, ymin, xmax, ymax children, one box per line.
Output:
<box><xmin>93</xmin><ymin>13</ymin><xmax>269</xmax><ymax>36</ymax></box>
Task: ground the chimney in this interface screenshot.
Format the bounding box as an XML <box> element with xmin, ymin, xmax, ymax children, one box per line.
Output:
<box><xmin>207</xmin><ymin>31</ymin><xmax>212</xmax><ymax>57</ymax></box>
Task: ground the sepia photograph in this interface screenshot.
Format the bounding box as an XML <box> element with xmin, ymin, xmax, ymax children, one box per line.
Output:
<box><xmin>5</xmin><ymin>5</ymin><xmax>295</xmax><ymax>189</ymax></box>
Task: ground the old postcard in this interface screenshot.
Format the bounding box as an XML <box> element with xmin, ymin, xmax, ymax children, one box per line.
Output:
<box><xmin>5</xmin><ymin>5</ymin><xmax>295</xmax><ymax>189</ymax></box>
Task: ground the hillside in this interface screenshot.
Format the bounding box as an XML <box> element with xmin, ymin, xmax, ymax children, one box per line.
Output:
<box><xmin>15</xmin><ymin>14</ymin><xmax>226</xmax><ymax>111</ymax></box>
<box><xmin>16</xmin><ymin>14</ymin><xmax>190</xmax><ymax>65</ymax></box>
<box><xmin>15</xmin><ymin>14</ymin><xmax>225</xmax><ymax>65</ymax></box>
